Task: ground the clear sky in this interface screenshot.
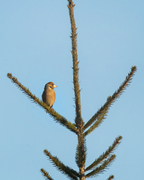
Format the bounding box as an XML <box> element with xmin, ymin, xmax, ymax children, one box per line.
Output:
<box><xmin>1</xmin><ymin>0</ymin><xmax>144</xmax><ymax>180</ymax></box>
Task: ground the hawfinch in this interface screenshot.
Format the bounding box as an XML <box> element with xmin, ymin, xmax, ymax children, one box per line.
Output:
<box><xmin>42</xmin><ymin>82</ymin><xmax>57</xmax><ymax>108</ymax></box>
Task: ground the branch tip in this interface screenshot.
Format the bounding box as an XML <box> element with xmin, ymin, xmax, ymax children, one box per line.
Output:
<box><xmin>7</xmin><ymin>73</ymin><xmax>12</xmax><ymax>79</ymax></box>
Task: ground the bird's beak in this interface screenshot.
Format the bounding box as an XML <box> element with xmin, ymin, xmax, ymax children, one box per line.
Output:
<box><xmin>54</xmin><ymin>84</ymin><xmax>57</xmax><ymax>88</ymax></box>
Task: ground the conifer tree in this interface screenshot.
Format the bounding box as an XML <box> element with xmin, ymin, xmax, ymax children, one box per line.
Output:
<box><xmin>7</xmin><ymin>0</ymin><xmax>136</xmax><ymax>179</ymax></box>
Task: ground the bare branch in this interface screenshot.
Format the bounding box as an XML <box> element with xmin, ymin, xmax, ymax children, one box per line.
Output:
<box><xmin>85</xmin><ymin>155</ymin><xmax>116</xmax><ymax>178</ymax></box>
<box><xmin>85</xmin><ymin>136</ymin><xmax>122</xmax><ymax>171</ymax></box>
<box><xmin>84</xmin><ymin>107</ymin><xmax>108</xmax><ymax>136</ymax></box>
<box><xmin>7</xmin><ymin>73</ymin><xmax>77</xmax><ymax>134</ymax></box>
<box><xmin>44</xmin><ymin>149</ymin><xmax>79</xmax><ymax>180</ymax></box>
<box><xmin>107</xmin><ymin>175</ymin><xmax>114</xmax><ymax>180</ymax></box>
<box><xmin>41</xmin><ymin>168</ymin><xmax>54</xmax><ymax>180</ymax></box>
<box><xmin>67</xmin><ymin>0</ymin><xmax>82</xmax><ymax>123</ymax></box>
<box><xmin>84</xmin><ymin>66</ymin><xmax>137</xmax><ymax>130</ymax></box>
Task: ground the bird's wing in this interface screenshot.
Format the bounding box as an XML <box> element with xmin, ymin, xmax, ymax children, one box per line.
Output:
<box><xmin>42</xmin><ymin>91</ymin><xmax>46</xmax><ymax>102</ymax></box>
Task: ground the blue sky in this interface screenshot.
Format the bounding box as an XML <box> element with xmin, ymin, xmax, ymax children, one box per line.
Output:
<box><xmin>1</xmin><ymin>0</ymin><xmax>144</xmax><ymax>180</ymax></box>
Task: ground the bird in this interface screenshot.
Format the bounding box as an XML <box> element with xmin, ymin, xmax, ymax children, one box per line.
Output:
<box><xmin>42</xmin><ymin>82</ymin><xmax>57</xmax><ymax>108</ymax></box>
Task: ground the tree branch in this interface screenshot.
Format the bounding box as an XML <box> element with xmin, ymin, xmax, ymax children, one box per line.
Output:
<box><xmin>107</xmin><ymin>175</ymin><xmax>114</xmax><ymax>180</ymax></box>
<box><xmin>85</xmin><ymin>136</ymin><xmax>122</xmax><ymax>171</ymax></box>
<box><xmin>67</xmin><ymin>0</ymin><xmax>82</xmax><ymax>123</ymax></box>
<box><xmin>84</xmin><ymin>66</ymin><xmax>137</xmax><ymax>130</ymax></box>
<box><xmin>84</xmin><ymin>107</ymin><xmax>108</xmax><ymax>136</ymax></box>
<box><xmin>41</xmin><ymin>168</ymin><xmax>54</xmax><ymax>180</ymax></box>
<box><xmin>44</xmin><ymin>149</ymin><xmax>79</xmax><ymax>180</ymax></box>
<box><xmin>85</xmin><ymin>155</ymin><xmax>116</xmax><ymax>178</ymax></box>
<box><xmin>7</xmin><ymin>73</ymin><xmax>77</xmax><ymax>134</ymax></box>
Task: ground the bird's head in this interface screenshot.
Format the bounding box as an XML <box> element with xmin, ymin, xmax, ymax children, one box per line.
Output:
<box><xmin>45</xmin><ymin>82</ymin><xmax>57</xmax><ymax>90</ymax></box>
